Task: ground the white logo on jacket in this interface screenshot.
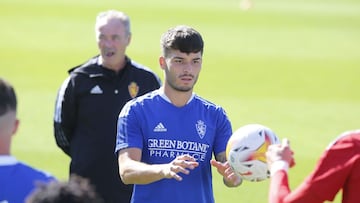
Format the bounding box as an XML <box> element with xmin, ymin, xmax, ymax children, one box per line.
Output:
<box><xmin>90</xmin><ymin>85</ymin><xmax>103</xmax><ymax>94</ymax></box>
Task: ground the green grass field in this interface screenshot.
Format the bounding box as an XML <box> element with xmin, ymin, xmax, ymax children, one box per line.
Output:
<box><xmin>1</xmin><ymin>0</ymin><xmax>360</xmax><ymax>202</ymax></box>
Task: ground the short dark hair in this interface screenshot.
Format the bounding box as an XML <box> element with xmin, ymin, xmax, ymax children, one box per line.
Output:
<box><xmin>0</xmin><ymin>78</ymin><xmax>17</xmax><ymax>116</ymax></box>
<box><xmin>160</xmin><ymin>25</ymin><xmax>204</xmax><ymax>57</ymax></box>
<box><xmin>26</xmin><ymin>175</ymin><xmax>104</xmax><ymax>203</ymax></box>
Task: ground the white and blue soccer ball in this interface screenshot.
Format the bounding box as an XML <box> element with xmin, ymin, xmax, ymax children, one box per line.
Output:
<box><xmin>226</xmin><ymin>124</ymin><xmax>280</xmax><ymax>182</ymax></box>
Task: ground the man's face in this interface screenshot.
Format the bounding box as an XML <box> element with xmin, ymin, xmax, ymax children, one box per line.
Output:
<box><xmin>160</xmin><ymin>49</ymin><xmax>202</xmax><ymax>92</ymax></box>
<box><xmin>96</xmin><ymin>19</ymin><xmax>130</xmax><ymax>69</ymax></box>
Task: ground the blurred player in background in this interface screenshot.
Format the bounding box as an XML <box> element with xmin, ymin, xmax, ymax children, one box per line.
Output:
<box><xmin>266</xmin><ymin>130</ymin><xmax>360</xmax><ymax>203</ymax></box>
<box><xmin>116</xmin><ymin>25</ymin><xmax>241</xmax><ymax>203</ymax></box>
<box><xmin>0</xmin><ymin>78</ymin><xmax>56</xmax><ymax>203</ymax></box>
<box><xmin>26</xmin><ymin>175</ymin><xmax>104</xmax><ymax>203</ymax></box>
<box><xmin>240</xmin><ymin>0</ymin><xmax>253</xmax><ymax>10</ymax></box>
<box><xmin>54</xmin><ymin>10</ymin><xmax>161</xmax><ymax>203</ymax></box>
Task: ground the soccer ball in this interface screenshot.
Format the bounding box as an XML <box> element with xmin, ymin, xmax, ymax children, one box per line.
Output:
<box><xmin>226</xmin><ymin>124</ymin><xmax>280</xmax><ymax>182</ymax></box>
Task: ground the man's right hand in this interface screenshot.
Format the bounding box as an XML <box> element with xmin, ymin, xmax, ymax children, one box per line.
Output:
<box><xmin>161</xmin><ymin>154</ymin><xmax>199</xmax><ymax>181</ymax></box>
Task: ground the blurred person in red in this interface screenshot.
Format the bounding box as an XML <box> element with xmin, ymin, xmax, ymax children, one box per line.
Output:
<box><xmin>266</xmin><ymin>130</ymin><xmax>360</xmax><ymax>203</ymax></box>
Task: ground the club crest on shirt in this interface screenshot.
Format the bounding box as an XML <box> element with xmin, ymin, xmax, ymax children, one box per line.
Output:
<box><xmin>196</xmin><ymin>120</ymin><xmax>206</xmax><ymax>139</ymax></box>
<box><xmin>128</xmin><ymin>82</ymin><xmax>139</xmax><ymax>98</ymax></box>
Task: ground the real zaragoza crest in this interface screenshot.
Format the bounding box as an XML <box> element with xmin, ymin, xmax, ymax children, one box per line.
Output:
<box><xmin>196</xmin><ymin>120</ymin><xmax>206</xmax><ymax>139</ymax></box>
<box><xmin>128</xmin><ymin>82</ymin><xmax>139</xmax><ymax>98</ymax></box>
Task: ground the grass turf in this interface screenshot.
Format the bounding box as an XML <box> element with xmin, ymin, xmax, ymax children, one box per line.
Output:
<box><xmin>1</xmin><ymin>0</ymin><xmax>359</xmax><ymax>202</ymax></box>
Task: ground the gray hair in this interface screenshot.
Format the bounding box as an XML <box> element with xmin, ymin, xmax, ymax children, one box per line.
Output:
<box><xmin>95</xmin><ymin>10</ymin><xmax>131</xmax><ymax>36</ymax></box>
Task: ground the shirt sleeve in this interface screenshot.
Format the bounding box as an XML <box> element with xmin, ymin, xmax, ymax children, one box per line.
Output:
<box><xmin>269</xmin><ymin>169</ymin><xmax>291</xmax><ymax>203</ymax></box>
<box><xmin>213</xmin><ymin>107</ymin><xmax>232</xmax><ymax>156</ymax></box>
<box><xmin>53</xmin><ymin>76</ymin><xmax>76</xmax><ymax>156</ymax></box>
<box><xmin>269</xmin><ymin>135</ymin><xmax>356</xmax><ymax>203</ymax></box>
<box><xmin>115</xmin><ymin>100</ymin><xmax>143</xmax><ymax>154</ymax></box>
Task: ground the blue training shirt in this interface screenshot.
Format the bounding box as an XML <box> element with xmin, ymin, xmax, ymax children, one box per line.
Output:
<box><xmin>0</xmin><ymin>156</ymin><xmax>56</xmax><ymax>203</ymax></box>
<box><xmin>116</xmin><ymin>89</ymin><xmax>232</xmax><ymax>203</ymax></box>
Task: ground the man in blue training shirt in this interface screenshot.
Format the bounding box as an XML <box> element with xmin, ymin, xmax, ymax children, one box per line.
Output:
<box><xmin>116</xmin><ymin>25</ymin><xmax>242</xmax><ymax>203</ymax></box>
<box><xmin>0</xmin><ymin>78</ymin><xmax>56</xmax><ymax>203</ymax></box>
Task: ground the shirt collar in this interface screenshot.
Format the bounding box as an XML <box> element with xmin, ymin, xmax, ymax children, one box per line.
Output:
<box><xmin>158</xmin><ymin>87</ymin><xmax>195</xmax><ymax>104</ymax></box>
<box><xmin>0</xmin><ymin>155</ymin><xmax>18</xmax><ymax>166</ymax></box>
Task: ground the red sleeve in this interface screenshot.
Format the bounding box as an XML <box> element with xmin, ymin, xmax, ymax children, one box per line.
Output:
<box><xmin>269</xmin><ymin>170</ymin><xmax>290</xmax><ymax>203</ymax></box>
<box><xmin>269</xmin><ymin>132</ymin><xmax>360</xmax><ymax>203</ymax></box>
<box><xmin>296</xmin><ymin>134</ymin><xmax>359</xmax><ymax>202</ymax></box>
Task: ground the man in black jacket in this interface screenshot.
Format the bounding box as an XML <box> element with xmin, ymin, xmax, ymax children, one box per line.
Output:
<box><xmin>54</xmin><ymin>10</ymin><xmax>161</xmax><ymax>203</ymax></box>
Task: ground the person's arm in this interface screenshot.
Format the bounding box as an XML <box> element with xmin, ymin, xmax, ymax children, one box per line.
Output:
<box><xmin>268</xmin><ymin>138</ymin><xmax>331</xmax><ymax>203</ymax></box>
<box><xmin>268</xmin><ymin>133</ymin><xmax>359</xmax><ymax>203</ymax></box>
<box><xmin>53</xmin><ymin>77</ymin><xmax>75</xmax><ymax>156</ymax></box>
<box><xmin>268</xmin><ymin>160</ymin><xmax>291</xmax><ymax>203</ymax></box>
<box><xmin>210</xmin><ymin>152</ymin><xmax>242</xmax><ymax>187</ymax></box>
<box><xmin>266</xmin><ymin>139</ymin><xmax>296</xmax><ymax>203</ymax></box>
<box><xmin>118</xmin><ymin>148</ymin><xmax>199</xmax><ymax>185</ymax></box>
<box><xmin>269</xmin><ymin>166</ymin><xmax>324</xmax><ymax>203</ymax></box>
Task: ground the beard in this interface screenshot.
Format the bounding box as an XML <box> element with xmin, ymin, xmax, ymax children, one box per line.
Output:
<box><xmin>169</xmin><ymin>83</ymin><xmax>192</xmax><ymax>92</ymax></box>
<box><xmin>166</xmin><ymin>74</ymin><xmax>198</xmax><ymax>92</ymax></box>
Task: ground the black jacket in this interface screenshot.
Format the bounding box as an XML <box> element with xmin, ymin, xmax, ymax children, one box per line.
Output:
<box><xmin>54</xmin><ymin>56</ymin><xmax>161</xmax><ymax>203</ymax></box>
